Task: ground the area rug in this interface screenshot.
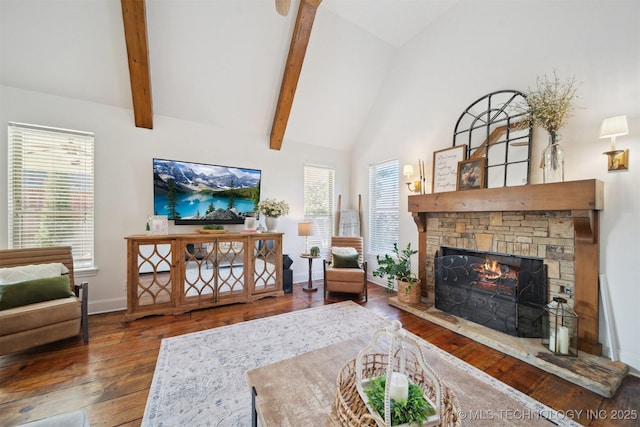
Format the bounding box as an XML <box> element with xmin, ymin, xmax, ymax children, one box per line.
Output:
<box><xmin>142</xmin><ymin>301</ymin><xmax>581</xmax><ymax>427</ymax></box>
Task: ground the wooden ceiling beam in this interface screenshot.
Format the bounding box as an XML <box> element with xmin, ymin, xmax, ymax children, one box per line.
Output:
<box><xmin>270</xmin><ymin>0</ymin><xmax>322</xmax><ymax>150</ymax></box>
<box><xmin>121</xmin><ymin>0</ymin><xmax>153</xmax><ymax>129</ymax></box>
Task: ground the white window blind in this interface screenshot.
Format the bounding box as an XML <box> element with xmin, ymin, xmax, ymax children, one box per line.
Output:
<box><xmin>8</xmin><ymin>122</ymin><xmax>95</xmax><ymax>269</ymax></box>
<box><xmin>303</xmin><ymin>165</ymin><xmax>335</xmax><ymax>255</ymax></box>
<box><xmin>368</xmin><ymin>159</ymin><xmax>399</xmax><ymax>255</ymax></box>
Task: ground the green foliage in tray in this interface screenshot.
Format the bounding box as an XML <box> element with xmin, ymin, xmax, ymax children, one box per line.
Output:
<box><xmin>365</xmin><ymin>375</ymin><xmax>435</xmax><ymax>426</ymax></box>
<box><xmin>203</xmin><ymin>224</ymin><xmax>224</xmax><ymax>230</ymax></box>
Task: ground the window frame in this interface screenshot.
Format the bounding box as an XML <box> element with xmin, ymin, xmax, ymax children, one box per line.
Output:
<box><xmin>368</xmin><ymin>159</ymin><xmax>400</xmax><ymax>256</ymax></box>
<box><xmin>303</xmin><ymin>164</ymin><xmax>335</xmax><ymax>257</ymax></box>
<box><xmin>8</xmin><ymin>122</ymin><xmax>95</xmax><ymax>270</ymax></box>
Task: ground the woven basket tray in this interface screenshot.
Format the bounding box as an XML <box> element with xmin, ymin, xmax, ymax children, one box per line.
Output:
<box><xmin>331</xmin><ymin>354</ymin><xmax>461</xmax><ymax>427</ymax></box>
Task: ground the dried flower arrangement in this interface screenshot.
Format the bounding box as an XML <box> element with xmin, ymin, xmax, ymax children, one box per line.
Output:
<box><xmin>522</xmin><ymin>71</ymin><xmax>581</xmax><ymax>133</ymax></box>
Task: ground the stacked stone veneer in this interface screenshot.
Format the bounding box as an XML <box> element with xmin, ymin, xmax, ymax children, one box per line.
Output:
<box><xmin>424</xmin><ymin>210</ymin><xmax>575</xmax><ymax>306</ymax></box>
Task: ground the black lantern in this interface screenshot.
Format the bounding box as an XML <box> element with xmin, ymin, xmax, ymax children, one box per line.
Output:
<box><xmin>542</xmin><ymin>297</ymin><xmax>579</xmax><ymax>357</ymax></box>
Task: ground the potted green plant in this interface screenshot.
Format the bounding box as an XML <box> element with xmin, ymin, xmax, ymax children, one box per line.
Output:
<box><xmin>372</xmin><ymin>243</ymin><xmax>421</xmax><ymax>304</ymax></box>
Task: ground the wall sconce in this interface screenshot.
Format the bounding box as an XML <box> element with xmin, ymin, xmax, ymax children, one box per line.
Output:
<box><xmin>297</xmin><ymin>221</ymin><xmax>315</xmax><ymax>255</ymax></box>
<box><xmin>403</xmin><ymin>165</ymin><xmax>421</xmax><ymax>193</ymax></box>
<box><xmin>600</xmin><ymin>115</ymin><xmax>629</xmax><ymax>171</ymax></box>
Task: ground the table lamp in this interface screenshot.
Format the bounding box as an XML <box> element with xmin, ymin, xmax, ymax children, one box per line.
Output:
<box><xmin>298</xmin><ymin>222</ymin><xmax>315</xmax><ymax>255</ymax></box>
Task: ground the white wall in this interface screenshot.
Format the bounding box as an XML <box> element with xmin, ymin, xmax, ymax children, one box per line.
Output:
<box><xmin>0</xmin><ymin>86</ymin><xmax>350</xmax><ymax>313</ymax></box>
<box><xmin>352</xmin><ymin>1</ymin><xmax>640</xmax><ymax>373</ymax></box>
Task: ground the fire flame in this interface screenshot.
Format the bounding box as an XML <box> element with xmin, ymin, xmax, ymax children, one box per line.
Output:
<box><xmin>484</xmin><ymin>258</ymin><xmax>502</xmax><ymax>275</ymax></box>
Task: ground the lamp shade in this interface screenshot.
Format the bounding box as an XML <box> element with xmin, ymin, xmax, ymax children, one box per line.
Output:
<box><xmin>297</xmin><ymin>222</ymin><xmax>315</xmax><ymax>237</ymax></box>
<box><xmin>599</xmin><ymin>115</ymin><xmax>629</xmax><ymax>139</ymax></box>
<box><xmin>403</xmin><ymin>165</ymin><xmax>414</xmax><ymax>178</ymax></box>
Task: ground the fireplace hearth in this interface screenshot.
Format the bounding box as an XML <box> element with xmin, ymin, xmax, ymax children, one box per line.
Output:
<box><xmin>435</xmin><ymin>247</ymin><xmax>547</xmax><ymax>338</ymax></box>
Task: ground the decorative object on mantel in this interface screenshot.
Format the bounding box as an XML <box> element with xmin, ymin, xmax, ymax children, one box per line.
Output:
<box><xmin>520</xmin><ymin>71</ymin><xmax>580</xmax><ymax>183</ymax></box>
<box><xmin>453</xmin><ymin>90</ymin><xmax>531</xmax><ymax>188</ymax></box>
<box><xmin>542</xmin><ymin>297</ymin><xmax>579</xmax><ymax>357</ymax></box>
<box><xmin>456</xmin><ymin>158</ymin><xmax>485</xmax><ymax>190</ymax></box>
<box><xmin>257</xmin><ymin>198</ymin><xmax>289</xmax><ymax>232</ymax></box>
<box><xmin>373</xmin><ymin>243</ymin><xmax>421</xmax><ymax>304</ymax></box>
<box><xmin>599</xmin><ymin>115</ymin><xmax>629</xmax><ymax>171</ymax></box>
<box><xmin>333</xmin><ymin>320</ymin><xmax>459</xmax><ymax>426</ymax></box>
<box><xmin>432</xmin><ymin>145</ymin><xmax>466</xmax><ymax>193</ymax></box>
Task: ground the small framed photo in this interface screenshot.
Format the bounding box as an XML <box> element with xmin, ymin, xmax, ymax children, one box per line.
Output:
<box><xmin>147</xmin><ymin>215</ymin><xmax>168</xmax><ymax>235</ymax></box>
<box><xmin>457</xmin><ymin>158</ymin><xmax>485</xmax><ymax>190</ymax></box>
<box><xmin>432</xmin><ymin>145</ymin><xmax>467</xmax><ymax>193</ymax></box>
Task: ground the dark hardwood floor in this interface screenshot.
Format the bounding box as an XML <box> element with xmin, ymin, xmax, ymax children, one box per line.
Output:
<box><xmin>1</xmin><ymin>282</ymin><xmax>638</xmax><ymax>427</ymax></box>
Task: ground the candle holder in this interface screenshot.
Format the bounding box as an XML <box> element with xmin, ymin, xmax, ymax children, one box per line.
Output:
<box><xmin>334</xmin><ymin>320</ymin><xmax>456</xmax><ymax>426</ymax></box>
<box><xmin>542</xmin><ymin>297</ymin><xmax>579</xmax><ymax>357</ymax></box>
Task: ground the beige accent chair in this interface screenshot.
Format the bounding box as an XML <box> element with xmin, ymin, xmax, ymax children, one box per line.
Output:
<box><xmin>323</xmin><ymin>236</ymin><xmax>367</xmax><ymax>301</ymax></box>
<box><xmin>0</xmin><ymin>246</ymin><xmax>88</xmax><ymax>355</ymax></box>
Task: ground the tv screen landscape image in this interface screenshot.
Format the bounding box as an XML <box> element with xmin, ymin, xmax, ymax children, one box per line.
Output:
<box><xmin>153</xmin><ymin>158</ymin><xmax>261</xmax><ymax>225</ymax></box>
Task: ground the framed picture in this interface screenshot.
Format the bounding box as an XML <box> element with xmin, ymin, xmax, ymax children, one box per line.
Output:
<box><xmin>457</xmin><ymin>158</ymin><xmax>485</xmax><ymax>190</ymax></box>
<box><xmin>147</xmin><ymin>215</ymin><xmax>168</xmax><ymax>235</ymax></box>
<box><xmin>432</xmin><ymin>145</ymin><xmax>467</xmax><ymax>193</ymax></box>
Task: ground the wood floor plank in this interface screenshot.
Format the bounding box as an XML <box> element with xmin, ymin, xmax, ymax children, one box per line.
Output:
<box><xmin>1</xmin><ymin>281</ymin><xmax>638</xmax><ymax>427</ymax></box>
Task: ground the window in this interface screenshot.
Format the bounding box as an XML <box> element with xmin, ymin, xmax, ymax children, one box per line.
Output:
<box><xmin>8</xmin><ymin>122</ymin><xmax>95</xmax><ymax>269</ymax></box>
<box><xmin>368</xmin><ymin>159</ymin><xmax>399</xmax><ymax>255</ymax></box>
<box><xmin>303</xmin><ymin>165</ymin><xmax>335</xmax><ymax>255</ymax></box>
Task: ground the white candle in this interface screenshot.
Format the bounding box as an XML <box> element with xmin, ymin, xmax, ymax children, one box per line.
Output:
<box><xmin>558</xmin><ymin>325</ymin><xmax>570</xmax><ymax>355</ymax></box>
<box><xmin>389</xmin><ymin>372</ymin><xmax>409</xmax><ymax>402</ymax></box>
<box><xmin>549</xmin><ymin>331</ymin><xmax>556</xmax><ymax>352</ymax></box>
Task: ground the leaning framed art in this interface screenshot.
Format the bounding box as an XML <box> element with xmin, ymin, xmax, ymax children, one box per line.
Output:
<box><xmin>457</xmin><ymin>158</ymin><xmax>485</xmax><ymax>190</ymax></box>
<box><xmin>432</xmin><ymin>145</ymin><xmax>466</xmax><ymax>193</ymax></box>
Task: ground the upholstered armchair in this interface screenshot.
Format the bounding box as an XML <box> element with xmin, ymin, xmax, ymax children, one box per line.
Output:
<box><xmin>323</xmin><ymin>236</ymin><xmax>367</xmax><ymax>301</ymax></box>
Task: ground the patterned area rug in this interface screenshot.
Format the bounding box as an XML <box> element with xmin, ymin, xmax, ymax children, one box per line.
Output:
<box><xmin>142</xmin><ymin>301</ymin><xmax>580</xmax><ymax>427</ymax></box>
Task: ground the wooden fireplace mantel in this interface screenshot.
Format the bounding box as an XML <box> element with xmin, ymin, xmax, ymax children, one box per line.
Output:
<box><xmin>408</xmin><ymin>179</ymin><xmax>604</xmax><ymax>355</ymax></box>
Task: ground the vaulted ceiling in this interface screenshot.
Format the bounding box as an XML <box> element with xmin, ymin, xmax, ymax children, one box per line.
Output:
<box><xmin>0</xmin><ymin>0</ymin><xmax>457</xmax><ymax>151</ymax></box>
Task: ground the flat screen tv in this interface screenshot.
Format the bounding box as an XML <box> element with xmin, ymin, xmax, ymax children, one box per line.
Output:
<box><xmin>153</xmin><ymin>158</ymin><xmax>261</xmax><ymax>225</ymax></box>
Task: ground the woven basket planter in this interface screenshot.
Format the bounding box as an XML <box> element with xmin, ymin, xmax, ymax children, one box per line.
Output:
<box><xmin>397</xmin><ymin>278</ymin><xmax>421</xmax><ymax>304</ymax></box>
<box><xmin>331</xmin><ymin>354</ymin><xmax>461</xmax><ymax>426</ymax></box>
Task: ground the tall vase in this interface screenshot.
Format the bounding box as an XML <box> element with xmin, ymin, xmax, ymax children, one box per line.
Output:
<box><xmin>265</xmin><ymin>216</ymin><xmax>279</xmax><ymax>232</ymax></box>
<box><xmin>543</xmin><ymin>131</ymin><xmax>564</xmax><ymax>183</ymax></box>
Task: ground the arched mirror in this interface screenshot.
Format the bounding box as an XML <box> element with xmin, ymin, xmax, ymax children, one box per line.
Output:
<box><xmin>453</xmin><ymin>90</ymin><xmax>532</xmax><ymax>188</ymax></box>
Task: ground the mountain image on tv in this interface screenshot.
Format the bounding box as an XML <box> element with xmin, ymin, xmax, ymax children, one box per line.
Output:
<box><xmin>153</xmin><ymin>158</ymin><xmax>261</xmax><ymax>224</ymax></box>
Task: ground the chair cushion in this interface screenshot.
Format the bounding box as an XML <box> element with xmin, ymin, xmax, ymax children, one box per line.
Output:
<box><xmin>332</xmin><ymin>253</ymin><xmax>360</xmax><ymax>268</ymax></box>
<box><xmin>0</xmin><ymin>275</ymin><xmax>73</xmax><ymax>310</ymax></box>
<box><xmin>331</xmin><ymin>246</ymin><xmax>358</xmax><ymax>256</ymax></box>
<box><xmin>0</xmin><ymin>263</ymin><xmax>69</xmax><ymax>283</ymax></box>
<box><xmin>325</xmin><ymin>267</ymin><xmax>364</xmax><ymax>283</ymax></box>
<box><xmin>0</xmin><ymin>296</ymin><xmax>81</xmax><ymax>336</ymax></box>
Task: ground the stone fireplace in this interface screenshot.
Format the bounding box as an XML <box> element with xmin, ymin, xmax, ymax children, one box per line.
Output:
<box><xmin>434</xmin><ymin>246</ymin><xmax>547</xmax><ymax>338</ymax></box>
<box><xmin>408</xmin><ymin>179</ymin><xmax>603</xmax><ymax>355</ymax></box>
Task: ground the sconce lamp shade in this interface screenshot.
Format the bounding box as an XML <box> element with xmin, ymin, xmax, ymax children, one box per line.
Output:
<box><xmin>403</xmin><ymin>165</ymin><xmax>414</xmax><ymax>179</ymax></box>
<box><xmin>599</xmin><ymin>115</ymin><xmax>629</xmax><ymax>139</ymax></box>
<box><xmin>297</xmin><ymin>222</ymin><xmax>315</xmax><ymax>237</ymax></box>
<box><xmin>600</xmin><ymin>115</ymin><xmax>630</xmax><ymax>171</ymax></box>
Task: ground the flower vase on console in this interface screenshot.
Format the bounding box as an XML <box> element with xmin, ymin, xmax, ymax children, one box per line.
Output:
<box><xmin>265</xmin><ymin>216</ymin><xmax>279</xmax><ymax>232</ymax></box>
<box><xmin>543</xmin><ymin>131</ymin><xmax>564</xmax><ymax>183</ymax></box>
<box><xmin>257</xmin><ymin>198</ymin><xmax>289</xmax><ymax>233</ymax></box>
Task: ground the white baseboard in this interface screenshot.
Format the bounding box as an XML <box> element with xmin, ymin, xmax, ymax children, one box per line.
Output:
<box><xmin>88</xmin><ymin>297</ymin><xmax>126</xmax><ymax>315</ymax></box>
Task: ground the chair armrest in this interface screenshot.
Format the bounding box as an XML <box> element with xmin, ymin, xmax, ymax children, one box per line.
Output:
<box><xmin>74</xmin><ymin>281</ymin><xmax>89</xmax><ymax>344</ymax></box>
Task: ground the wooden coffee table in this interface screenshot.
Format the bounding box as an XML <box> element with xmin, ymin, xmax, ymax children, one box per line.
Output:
<box><xmin>247</xmin><ymin>337</ymin><xmax>367</xmax><ymax>426</ymax></box>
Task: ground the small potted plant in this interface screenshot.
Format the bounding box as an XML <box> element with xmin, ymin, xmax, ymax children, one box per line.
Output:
<box><xmin>372</xmin><ymin>243</ymin><xmax>421</xmax><ymax>304</ymax></box>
